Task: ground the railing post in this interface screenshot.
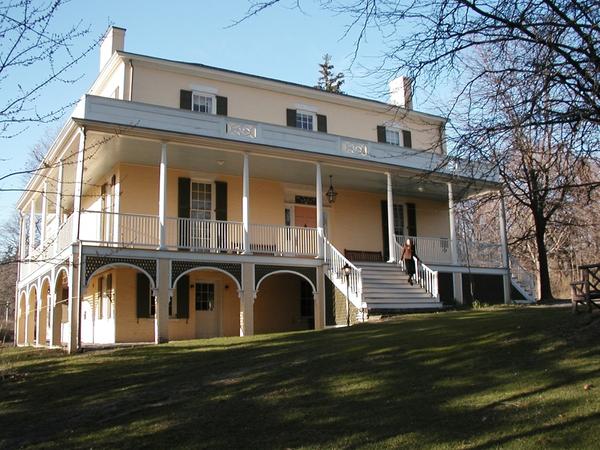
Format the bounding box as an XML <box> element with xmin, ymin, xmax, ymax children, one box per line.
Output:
<box><xmin>158</xmin><ymin>143</ymin><xmax>168</xmax><ymax>250</ymax></box>
<box><xmin>242</xmin><ymin>153</ymin><xmax>251</xmax><ymax>254</ymax></box>
<box><xmin>316</xmin><ymin>162</ymin><xmax>324</xmax><ymax>259</ymax></box>
<box><xmin>386</xmin><ymin>172</ymin><xmax>396</xmax><ymax>262</ymax></box>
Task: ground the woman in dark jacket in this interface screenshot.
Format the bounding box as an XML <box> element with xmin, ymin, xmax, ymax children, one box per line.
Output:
<box><xmin>400</xmin><ymin>238</ymin><xmax>417</xmax><ymax>285</ymax></box>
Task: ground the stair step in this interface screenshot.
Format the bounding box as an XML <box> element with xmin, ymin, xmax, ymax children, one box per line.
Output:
<box><xmin>367</xmin><ymin>303</ymin><xmax>443</xmax><ymax>310</ymax></box>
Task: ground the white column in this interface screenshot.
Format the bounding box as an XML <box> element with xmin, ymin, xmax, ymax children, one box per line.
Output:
<box><xmin>35</xmin><ymin>286</ymin><xmax>43</xmax><ymax>346</ymax></box>
<box><xmin>315</xmin><ymin>163</ymin><xmax>324</xmax><ymax>258</ymax></box>
<box><xmin>67</xmin><ymin>250</ymin><xmax>81</xmax><ymax>354</ymax></box>
<box><xmin>19</xmin><ymin>212</ymin><xmax>26</xmax><ymax>261</ymax></box>
<box><xmin>155</xmin><ymin>258</ymin><xmax>170</xmax><ymax>343</ymax></box>
<box><xmin>242</xmin><ymin>153</ymin><xmax>251</xmax><ymax>254</ymax></box>
<box><xmin>40</xmin><ymin>181</ymin><xmax>48</xmax><ymax>244</ymax></box>
<box><xmin>28</xmin><ymin>200</ymin><xmax>36</xmax><ymax>256</ymax></box>
<box><xmin>159</xmin><ymin>143</ymin><xmax>168</xmax><ymax>250</ymax></box>
<box><xmin>498</xmin><ymin>191</ymin><xmax>511</xmax><ymax>304</ymax></box>
<box><xmin>386</xmin><ymin>172</ymin><xmax>395</xmax><ymax>262</ymax></box>
<box><xmin>448</xmin><ymin>182</ymin><xmax>464</xmax><ymax>304</ymax></box>
<box><xmin>72</xmin><ymin>128</ymin><xmax>86</xmax><ymax>242</ymax></box>
<box><xmin>55</xmin><ymin>160</ymin><xmax>64</xmax><ymax>225</ymax></box>
<box><xmin>240</xmin><ymin>262</ymin><xmax>255</xmax><ymax>336</ymax></box>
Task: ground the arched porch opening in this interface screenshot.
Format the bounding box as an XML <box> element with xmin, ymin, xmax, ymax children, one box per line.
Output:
<box><xmin>254</xmin><ymin>271</ymin><xmax>316</xmax><ymax>334</ymax></box>
<box><xmin>26</xmin><ymin>286</ymin><xmax>37</xmax><ymax>345</ymax></box>
<box><xmin>173</xmin><ymin>268</ymin><xmax>241</xmax><ymax>340</ymax></box>
<box><xmin>52</xmin><ymin>268</ymin><xmax>69</xmax><ymax>346</ymax></box>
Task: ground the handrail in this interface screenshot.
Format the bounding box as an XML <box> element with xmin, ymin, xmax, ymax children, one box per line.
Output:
<box><xmin>509</xmin><ymin>256</ymin><xmax>536</xmax><ymax>300</ymax></box>
<box><xmin>323</xmin><ymin>237</ymin><xmax>363</xmax><ymax>308</ymax></box>
<box><xmin>395</xmin><ymin>239</ymin><xmax>439</xmax><ymax>299</ymax></box>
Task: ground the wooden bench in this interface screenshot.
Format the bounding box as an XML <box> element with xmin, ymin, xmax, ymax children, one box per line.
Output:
<box><xmin>571</xmin><ymin>263</ymin><xmax>600</xmax><ymax>313</ymax></box>
<box><xmin>344</xmin><ymin>249</ymin><xmax>384</xmax><ymax>262</ymax></box>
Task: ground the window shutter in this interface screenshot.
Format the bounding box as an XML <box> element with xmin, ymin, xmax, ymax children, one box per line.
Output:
<box><xmin>407</xmin><ymin>203</ymin><xmax>417</xmax><ymax>237</ymax></box>
<box><xmin>377</xmin><ymin>125</ymin><xmax>387</xmax><ymax>143</ymax></box>
<box><xmin>180</xmin><ymin>90</ymin><xmax>192</xmax><ymax>110</ymax></box>
<box><xmin>402</xmin><ymin>130</ymin><xmax>413</xmax><ymax>148</ymax></box>
<box><xmin>136</xmin><ymin>273</ymin><xmax>150</xmax><ymax>318</ymax></box>
<box><xmin>215</xmin><ymin>181</ymin><xmax>227</xmax><ymax>221</ymax></box>
<box><xmin>286</xmin><ymin>109</ymin><xmax>297</xmax><ymax>127</ymax></box>
<box><xmin>317</xmin><ymin>114</ymin><xmax>328</xmax><ymax>133</ymax></box>
<box><xmin>176</xmin><ymin>274</ymin><xmax>189</xmax><ymax>319</ymax></box>
<box><xmin>178</xmin><ymin>177</ymin><xmax>191</xmax><ymax>248</ymax></box>
<box><xmin>216</xmin><ymin>96</ymin><xmax>228</xmax><ymax>116</ymax></box>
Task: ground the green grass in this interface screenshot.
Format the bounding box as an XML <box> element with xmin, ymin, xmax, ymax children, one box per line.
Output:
<box><xmin>1</xmin><ymin>307</ymin><xmax>600</xmax><ymax>449</ymax></box>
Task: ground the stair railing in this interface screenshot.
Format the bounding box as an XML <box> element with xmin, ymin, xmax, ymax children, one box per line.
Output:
<box><xmin>394</xmin><ymin>239</ymin><xmax>439</xmax><ymax>299</ymax></box>
<box><xmin>323</xmin><ymin>238</ymin><xmax>363</xmax><ymax>308</ymax></box>
<box><xmin>509</xmin><ymin>256</ymin><xmax>536</xmax><ymax>302</ymax></box>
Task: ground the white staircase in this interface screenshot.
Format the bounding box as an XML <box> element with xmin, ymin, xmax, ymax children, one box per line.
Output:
<box><xmin>359</xmin><ymin>262</ymin><xmax>443</xmax><ymax>311</ymax></box>
<box><xmin>510</xmin><ymin>257</ymin><xmax>536</xmax><ymax>303</ymax></box>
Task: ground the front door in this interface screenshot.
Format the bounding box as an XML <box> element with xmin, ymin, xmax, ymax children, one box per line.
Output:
<box><xmin>195</xmin><ymin>282</ymin><xmax>220</xmax><ymax>338</ymax></box>
<box><xmin>294</xmin><ymin>206</ymin><xmax>317</xmax><ymax>228</ymax></box>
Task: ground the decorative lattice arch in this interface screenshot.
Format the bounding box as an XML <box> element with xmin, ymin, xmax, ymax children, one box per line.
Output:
<box><xmin>171</xmin><ymin>260</ymin><xmax>242</xmax><ymax>288</ymax></box>
<box><xmin>254</xmin><ymin>265</ymin><xmax>317</xmax><ymax>291</ymax></box>
<box><xmin>84</xmin><ymin>256</ymin><xmax>157</xmax><ymax>287</ymax></box>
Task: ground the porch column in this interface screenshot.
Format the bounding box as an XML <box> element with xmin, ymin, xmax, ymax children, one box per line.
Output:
<box><xmin>386</xmin><ymin>172</ymin><xmax>395</xmax><ymax>262</ymax></box>
<box><xmin>72</xmin><ymin>128</ymin><xmax>86</xmax><ymax>242</ymax></box>
<box><xmin>49</xmin><ymin>271</ymin><xmax>59</xmax><ymax>347</ymax></box>
<box><xmin>28</xmin><ymin>200</ymin><xmax>35</xmax><ymax>257</ymax></box>
<box><xmin>19</xmin><ymin>212</ymin><xmax>26</xmax><ymax>261</ymax></box>
<box><xmin>40</xmin><ymin>181</ymin><xmax>48</xmax><ymax>244</ymax></box>
<box><xmin>154</xmin><ymin>258</ymin><xmax>170</xmax><ymax>344</ymax></box>
<box><xmin>67</xmin><ymin>250</ymin><xmax>82</xmax><ymax>354</ymax></box>
<box><xmin>498</xmin><ymin>191</ymin><xmax>512</xmax><ymax>304</ymax></box>
<box><xmin>315</xmin><ymin>163</ymin><xmax>324</xmax><ymax>258</ymax></box>
<box><xmin>314</xmin><ymin>265</ymin><xmax>326</xmax><ymax>329</ymax></box>
<box><xmin>447</xmin><ymin>182</ymin><xmax>464</xmax><ymax>304</ymax></box>
<box><xmin>55</xmin><ymin>160</ymin><xmax>63</xmax><ymax>225</ymax></box>
<box><xmin>35</xmin><ymin>285</ymin><xmax>43</xmax><ymax>346</ymax></box>
<box><xmin>240</xmin><ymin>262</ymin><xmax>255</xmax><ymax>336</ymax></box>
<box><xmin>158</xmin><ymin>143</ymin><xmax>168</xmax><ymax>250</ymax></box>
<box><xmin>242</xmin><ymin>153</ymin><xmax>251</xmax><ymax>254</ymax></box>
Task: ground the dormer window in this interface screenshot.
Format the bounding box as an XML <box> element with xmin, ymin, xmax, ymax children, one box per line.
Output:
<box><xmin>180</xmin><ymin>89</ymin><xmax>228</xmax><ymax>116</ymax></box>
<box><xmin>192</xmin><ymin>93</ymin><xmax>214</xmax><ymax>114</ymax></box>
<box><xmin>377</xmin><ymin>125</ymin><xmax>412</xmax><ymax>148</ymax></box>
<box><xmin>296</xmin><ymin>111</ymin><xmax>315</xmax><ymax>130</ymax></box>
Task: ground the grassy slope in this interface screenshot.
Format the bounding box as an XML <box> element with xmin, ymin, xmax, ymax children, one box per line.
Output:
<box><xmin>1</xmin><ymin>308</ymin><xmax>599</xmax><ymax>449</ymax></box>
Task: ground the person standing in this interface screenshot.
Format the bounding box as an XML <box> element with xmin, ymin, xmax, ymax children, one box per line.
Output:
<box><xmin>400</xmin><ymin>238</ymin><xmax>417</xmax><ymax>285</ymax></box>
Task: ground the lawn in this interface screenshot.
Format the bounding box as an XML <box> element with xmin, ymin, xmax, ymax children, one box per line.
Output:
<box><xmin>1</xmin><ymin>307</ymin><xmax>599</xmax><ymax>449</ymax></box>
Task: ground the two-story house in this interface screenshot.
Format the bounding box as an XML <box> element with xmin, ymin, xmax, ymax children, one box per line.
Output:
<box><xmin>14</xmin><ymin>27</ymin><xmax>535</xmax><ymax>353</ymax></box>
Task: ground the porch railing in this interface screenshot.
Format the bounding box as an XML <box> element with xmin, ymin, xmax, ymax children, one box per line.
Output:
<box><xmin>249</xmin><ymin>224</ymin><xmax>318</xmax><ymax>256</ymax></box>
<box><xmin>166</xmin><ymin>217</ymin><xmax>243</xmax><ymax>252</ymax></box>
<box><xmin>79</xmin><ymin>210</ymin><xmax>160</xmax><ymax>248</ymax></box>
<box><xmin>323</xmin><ymin>238</ymin><xmax>363</xmax><ymax>309</ymax></box>
<box><xmin>394</xmin><ymin>239</ymin><xmax>439</xmax><ymax>299</ymax></box>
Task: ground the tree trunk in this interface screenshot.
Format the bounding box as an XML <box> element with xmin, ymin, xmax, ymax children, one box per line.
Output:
<box><xmin>532</xmin><ymin>212</ymin><xmax>554</xmax><ymax>300</ymax></box>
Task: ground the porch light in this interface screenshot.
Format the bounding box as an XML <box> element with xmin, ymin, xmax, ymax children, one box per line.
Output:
<box><xmin>326</xmin><ymin>175</ymin><xmax>338</xmax><ymax>204</ymax></box>
<box><xmin>342</xmin><ymin>263</ymin><xmax>352</xmax><ymax>276</ymax></box>
<box><xmin>342</xmin><ymin>262</ymin><xmax>351</xmax><ymax>326</ymax></box>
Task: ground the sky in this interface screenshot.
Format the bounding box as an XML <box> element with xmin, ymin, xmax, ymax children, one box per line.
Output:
<box><xmin>0</xmin><ymin>0</ymin><xmax>445</xmax><ymax>222</ymax></box>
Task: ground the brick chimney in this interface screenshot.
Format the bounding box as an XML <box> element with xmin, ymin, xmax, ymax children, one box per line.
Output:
<box><xmin>99</xmin><ymin>26</ymin><xmax>126</xmax><ymax>72</ymax></box>
<box><xmin>388</xmin><ymin>76</ymin><xmax>413</xmax><ymax>110</ymax></box>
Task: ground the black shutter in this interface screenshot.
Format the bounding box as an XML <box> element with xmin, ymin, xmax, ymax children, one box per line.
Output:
<box><xmin>136</xmin><ymin>273</ymin><xmax>150</xmax><ymax>318</ymax></box>
<box><xmin>216</xmin><ymin>96</ymin><xmax>228</xmax><ymax>116</ymax></box>
<box><xmin>317</xmin><ymin>114</ymin><xmax>328</xmax><ymax>133</ymax></box>
<box><xmin>377</xmin><ymin>125</ymin><xmax>387</xmax><ymax>143</ymax></box>
<box><xmin>176</xmin><ymin>274</ymin><xmax>189</xmax><ymax>319</ymax></box>
<box><xmin>180</xmin><ymin>90</ymin><xmax>192</xmax><ymax>110</ymax></box>
<box><xmin>380</xmin><ymin>200</ymin><xmax>389</xmax><ymax>261</ymax></box>
<box><xmin>286</xmin><ymin>109</ymin><xmax>297</xmax><ymax>127</ymax></box>
<box><xmin>402</xmin><ymin>130</ymin><xmax>413</xmax><ymax>148</ymax></box>
<box><xmin>178</xmin><ymin>178</ymin><xmax>191</xmax><ymax>248</ymax></box>
<box><xmin>215</xmin><ymin>181</ymin><xmax>227</xmax><ymax>220</ymax></box>
<box><xmin>407</xmin><ymin>203</ymin><xmax>417</xmax><ymax>237</ymax></box>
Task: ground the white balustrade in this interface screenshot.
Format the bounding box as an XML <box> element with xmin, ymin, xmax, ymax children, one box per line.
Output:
<box><xmin>78</xmin><ymin>210</ymin><xmax>160</xmax><ymax>248</ymax></box>
<box><xmin>249</xmin><ymin>224</ymin><xmax>319</xmax><ymax>256</ymax></box>
<box><xmin>167</xmin><ymin>217</ymin><xmax>243</xmax><ymax>252</ymax></box>
<box><xmin>510</xmin><ymin>256</ymin><xmax>536</xmax><ymax>299</ymax></box>
<box><xmin>324</xmin><ymin>238</ymin><xmax>363</xmax><ymax>308</ymax></box>
<box><xmin>395</xmin><ymin>239</ymin><xmax>439</xmax><ymax>299</ymax></box>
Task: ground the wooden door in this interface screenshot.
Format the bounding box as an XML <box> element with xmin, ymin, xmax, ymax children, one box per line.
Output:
<box><xmin>294</xmin><ymin>206</ymin><xmax>316</xmax><ymax>228</ymax></box>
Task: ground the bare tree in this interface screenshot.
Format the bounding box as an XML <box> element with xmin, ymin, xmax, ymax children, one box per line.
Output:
<box><xmin>0</xmin><ymin>0</ymin><xmax>100</xmax><ymax>138</ymax></box>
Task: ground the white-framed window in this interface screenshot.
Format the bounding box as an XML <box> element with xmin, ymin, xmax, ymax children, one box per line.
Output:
<box><xmin>386</xmin><ymin>129</ymin><xmax>401</xmax><ymax>146</ymax></box>
<box><xmin>195</xmin><ymin>283</ymin><xmax>215</xmax><ymax>311</ymax></box>
<box><xmin>296</xmin><ymin>111</ymin><xmax>315</xmax><ymax>131</ymax></box>
<box><xmin>192</xmin><ymin>92</ymin><xmax>215</xmax><ymax>114</ymax></box>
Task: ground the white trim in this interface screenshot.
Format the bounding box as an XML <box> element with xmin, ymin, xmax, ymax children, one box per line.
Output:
<box><xmin>191</xmin><ymin>91</ymin><xmax>216</xmax><ymax>115</ymax></box>
<box><xmin>295</xmin><ymin>103</ymin><xmax>319</xmax><ymax>113</ymax></box>
<box><xmin>295</xmin><ymin>110</ymin><xmax>317</xmax><ymax>131</ymax></box>
<box><xmin>190</xmin><ymin>84</ymin><xmax>218</xmax><ymax>95</ymax></box>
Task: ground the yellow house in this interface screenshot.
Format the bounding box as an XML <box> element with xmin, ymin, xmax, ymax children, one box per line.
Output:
<box><xmin>14</xmin><ymin>27</ymin><xmax>535</xmax><ymax>353</ymax></box>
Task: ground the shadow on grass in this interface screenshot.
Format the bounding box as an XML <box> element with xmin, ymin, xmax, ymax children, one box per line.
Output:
<box><xmin>1</xmin><ymin>308</ymin><xmax>600</xmax><ymax>449</ymax></box>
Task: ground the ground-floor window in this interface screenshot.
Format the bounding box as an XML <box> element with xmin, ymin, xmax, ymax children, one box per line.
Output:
<box><xmin>195</xmin><ymin>283</ymin><xmax>215</xmax><ymax>311</ymax></box>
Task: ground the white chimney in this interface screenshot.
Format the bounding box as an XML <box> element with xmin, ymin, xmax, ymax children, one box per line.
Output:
<box><xmin>389</xmin><ymin>76</ymin><xmax>413</xmax><ymax>109</ymax></box>
<box><xmin>99</xmin><ymin>26</ymin><xmax>126</xmax><ymax>72</ymax></box>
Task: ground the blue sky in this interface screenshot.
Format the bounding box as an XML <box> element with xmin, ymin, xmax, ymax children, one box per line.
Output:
<box><xmin>0</xmin><ymin>0</ymin><xmax>444</xmax><ymax>221</ymax></box>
